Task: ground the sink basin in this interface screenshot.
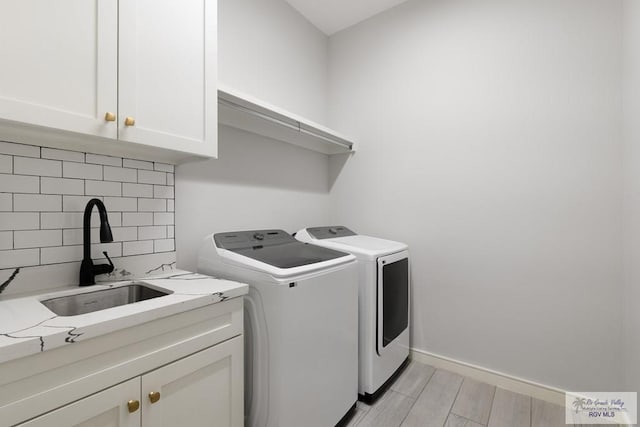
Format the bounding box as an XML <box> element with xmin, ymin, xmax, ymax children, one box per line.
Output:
<box><xmin>41</xmin><ymin>283</ymin><xmax>172</xmax><ymax>316</ymax></box>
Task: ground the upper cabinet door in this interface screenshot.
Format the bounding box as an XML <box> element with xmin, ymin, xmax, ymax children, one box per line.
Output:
<box><xmin>0</xmin><ymin>0</ymin><xmax>118</xmax><ymax>139</ymax></box>
<box><xmin>118</xmin><ymin>0</ymin><xmax>217</xmax><ymax>158</ymax></box>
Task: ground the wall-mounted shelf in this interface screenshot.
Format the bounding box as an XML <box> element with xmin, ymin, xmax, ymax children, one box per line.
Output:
<box><xmin>218</xmin><ymin>85</ymin><xmax>355</xmax><ymax>155</ymax></box>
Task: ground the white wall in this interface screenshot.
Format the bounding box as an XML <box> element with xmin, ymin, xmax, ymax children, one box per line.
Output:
<box><xmin>328</xmin><ymin>0</ymin><xmax>623</xmax><ymax>391</ymax></box>
<box><xmin>175</xmin><ymin>0</ymin><xmax>331</xmax><ymax>271</ymax></box>
<box><xmin>218</xmin><ymin>0</ymin><xmax>328</xmax><ymax>123</ymax></box>
<box><xmin>623</xmin><ymin>0</ymin><xmax>640</xmax><ymax>395</ymax></box>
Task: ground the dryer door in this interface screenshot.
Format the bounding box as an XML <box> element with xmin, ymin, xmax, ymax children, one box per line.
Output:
<box><xmin>377</xmin><ymin>250</ymin><xmax>409</xmax><ymax>355</ymax></box>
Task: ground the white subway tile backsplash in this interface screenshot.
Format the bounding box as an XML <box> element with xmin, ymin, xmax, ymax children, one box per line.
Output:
<box><xmin>91</xmin><ymin>242</ymin><xmax>122</xmax><ymax>259</ymax></box>
<box><xmin>40</xmin><ymin>212</ymin><xmax>82</xmax><ymax>229</ymax></box>
<box><xmin>0</xmin><ymin>212</ymin><xmax>39</xmax><ymax>231</ymax></box>
<box><xmin>0</xmin><ymin>248</ymin><xmax>39</xmax><ymax>268</ymax></box>
<box><xmin>122</xmin><ymin>240</ymin><xmax>153</xmax><ymax>256</ymax></box>
<box><xmin>63</xmin><ymin>228</ymin><xmax>100</xmax><ymax>245</ymax></box>
<box><xmin>154</xmin><ymin>212</ymin><xmax>174</xmax><ymax>225</ymax></box>
<box><xmin>0</xmin><ymin>174</ymin><xmax>39</xmax><ymax>193</ymax></box>
<box><xmin>62</xmin><ymin>226</ymin><xmax>135</xmax><ymax>245</ymax></box>
<box><xmin>86</xmin><ymin>153</ymin><xmax>122</xmax><ymax>167</ymax></box>
<box><xmin>41</xmin><ymin>212</ymin><xmax>122</xmax><ymax>229</ymax></box>
<box><xmin>154</xmin><ymin>163</ymin><xmax>174</xmax><ymax>173</ymax></box>
<box><xmin>138</xmin><ymin>225</ymin><xmax>166</xmax><ymax>240</ymax></box>
<box><xmin>40</xmin><ymin>245</ymin><xmax>83</xmax><ymax>264</ymax></box>
<box><xmin>85</xmin><ymin>180</ymin><xmax>121</xmax><ymax>196</ymax></box>
<box><xmin>0</xmin><ymin>154</ymin><xmax>12</xmax><ymax>173</ymax></box>
<box><xmin>104</xmin><ymin>196</ymin><xmax>138</xmax><ymax>212</ymax></box>
<box><xmin>154</xmin><ymin>239</ymin><xmax>175</xmax><ymax>253</ymax></box>
<box><xmin>63</xmin><ymin>195</ymin><xmax>103</xmax><ymax>212</ymax></box>
<box><xmin>138</xmin><ymin>170</ymin><xmax>166</xmax><ymax>185</ymax></box>
<box><xmin>1</xmin><ymin>141</ymin><xmax>174</xmax><ymax>276</ymax></box>
<box><xmin>153</xmin><ymin>185</ymin><xmax>174</xmax><ymax>199</ymax></box>
<box><xmin>63</xmin><ymin>161</ymin><xmax>102</xmax><ymax>180</ymax></box>
<box><xmin>123</xmin><ymin>159</ymin><xmax>153</xmax><ymax>170</ymax></box>
<box><xmin>123</xmin><ymin>183</ymin><xmax>153</xmax><ymax>198</ymax></box>
<box><xmin>14</xmin><ymin>157</ymin><xmax>61</xmax><ymax>177</ymax></box>
<box><xmin>123</xmin><ymin>212</ymin><xmax>153</xmax><ymax>226</ymax></box>
<box><xmin>112</xmin><ymin>227</ymin><xmax>138</xmax><ymax>242</ymax></box>
<box><xmin>0</xmin><ymin>193</ymin><xmax>12</xmax><ymax>211</ymax></box>
<box><xmin>0</xmin><ymin>231</ymin><xmax>12</xmax><ymax>250</ymax></box>
<box><xmin>41</xmin><ymin>177</ymin><xmax>84</xmax><ymax>195</ymax></box>
<box><xmin>14</xmin><ymin>194</ymin><xmax>61</xmax><ymax>212</ymax></box>
<box><xmin>14</xmin><ymin>230</ymin><xmax>61</xmax><ymax>249</ymax></box>
<box><xmin>138</xmin><ymin>198</ymin><xmax>166</xmax><ymax>212</ymax></box>
<box><xmin>42</xmin><ymin>147</ymin><xmax>85</xmax><ymax>162</ymax></box>
<box><xmin>104</xmin><ymin>166</ymin><xmax>137</xmax><ymax>183</ymax></box>
<box><xmin>0</xmin><ymin>141</ymin><xmax>39</xmax><ymax>158</ymax></box>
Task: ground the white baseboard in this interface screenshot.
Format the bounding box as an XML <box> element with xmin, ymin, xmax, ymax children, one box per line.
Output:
<box><xmin>409</xmin><ymin>348</ymin><xmax>566</xmax><ymax>406</ymax></box>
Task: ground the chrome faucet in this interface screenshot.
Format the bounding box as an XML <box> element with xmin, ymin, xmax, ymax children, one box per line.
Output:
<box><xmin>79</xmin><ymin>199</ymin><xmax>115</xmax><ymax>286</ymax></box>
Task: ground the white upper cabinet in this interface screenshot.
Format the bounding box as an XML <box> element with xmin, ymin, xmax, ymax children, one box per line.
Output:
<box><xmin>0</xmin><ymin>0</ymin><xmax>118</xmax><ymax>139</ymax></box>
<box><xmin>118</xmin><ymin>0</ymin><xmax>217</xmax><ymax>157</ymax></box>
<box><xmin>0</xmin><ymin>0</ymin><xmax>217</xmax><ymax>162</ymax></box>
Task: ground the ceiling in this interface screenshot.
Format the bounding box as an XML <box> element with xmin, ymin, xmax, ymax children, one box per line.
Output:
<box><xmin>284</xmin><ymin>0</ymin><xmax>411</xmax><ymax>36</ymax></box>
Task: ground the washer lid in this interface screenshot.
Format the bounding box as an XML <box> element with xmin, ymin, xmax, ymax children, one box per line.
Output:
<box><xmin>214</xmin><ymin>229</ymin><xmax>351</xmax><ymax>268</ymax></box>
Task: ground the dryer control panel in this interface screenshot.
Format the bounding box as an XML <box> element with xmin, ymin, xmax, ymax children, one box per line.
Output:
<box><xmin>307</xmin><ymin>226</ymin><xmax>356</xmax><ymax>240</ymax></box>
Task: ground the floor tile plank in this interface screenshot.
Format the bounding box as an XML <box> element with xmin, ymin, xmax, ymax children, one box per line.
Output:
<box><xmin>358</xmin><ymin>390</ymin><xmax>415</xmax><ymax>427</ymax></box>
<box><xmin>451</xmin><ymin>378</ymin><xmax>496</xmax><ymax>424</ymax></box>
<box><xmin>487</xmin><ymin>388</ymin><xmax>531</xmax><ymax>427</ymax></box>
<box><xmin>401</xmin><ymin>369</ymin><xmax>464</xmax><ymax>427</ymax></box>
<box><xmin>390</xmin><ymin>361</ymin><xmax>436</xmax><ymax>398</ymax></box>
<box><xmin>345</xmin><ymin>402</ymin><xmax>371</xmax><ymax>427</ymax></box>
<box><xmin>445</xmin><ymin>413</ymin><xmax>485</xmax><ymax>427</ymax></box>
<box><xmin>531</xmin><ymin>398</ymin><xmax>566</xmax><ymax>427</ymax></box>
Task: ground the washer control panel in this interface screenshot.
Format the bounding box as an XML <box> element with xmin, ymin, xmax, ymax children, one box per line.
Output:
<box><xmin>214</xmin><ymin>229</ymin><xmax>294</xmax><ymax>249</ymax></box>
<box><xmin>307</xmin><ymin>226</ymin><xmax>356</xmax><ymax>240</ymax></box>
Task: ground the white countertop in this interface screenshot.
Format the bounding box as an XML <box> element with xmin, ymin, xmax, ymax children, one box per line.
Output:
<box><xmin>0</xmin><ymin>270</ymin><xmax>248</xmax><ymax>365</ymax></box>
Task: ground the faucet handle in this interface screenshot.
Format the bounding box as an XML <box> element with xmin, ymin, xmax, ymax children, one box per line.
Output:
<box><xmin>103</xmin><ymin>251</ymin><xmax>114</xmax><ymax>269</ymax></box>
<box><xmin>92</xmin><ymin>251</ymin><xmax>115</xmax><ymax>276</ymax></box>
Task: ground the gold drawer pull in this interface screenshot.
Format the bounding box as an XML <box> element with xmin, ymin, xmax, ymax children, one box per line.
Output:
<box><xmin>104</xmin><ymin>112</ymin><xmax>116</xmax><ymax>122</ymax></box>
<box><xmin>148</xmin><ymin>391</ymin><xmax>161</xmax><ymax>404</ymax></box>
<box><xmin>127</xmin><ymin>399</ymin><xmax>140</xmax><ymax>413</ymax></box>
<box><xmin>124</xmin><ymin>117</ymin><xmax>136</xmax><ymax>126</ymax></box>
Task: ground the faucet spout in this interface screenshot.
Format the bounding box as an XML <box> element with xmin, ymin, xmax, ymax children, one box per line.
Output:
<box><xmin>80</xmin><ymin>199</ymin><xmax>115</xmax><ymax>286</ymax></box>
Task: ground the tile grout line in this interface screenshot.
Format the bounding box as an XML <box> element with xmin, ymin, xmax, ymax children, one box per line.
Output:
<box><xmin>481</xmin><ymin>383</ymin><xmax>498</xmax><ymax>427</ymax></box>
<box><xmin>440</xmin><ymin>375</ymin><xmax>465</xmax><ymax>427</ymax></box>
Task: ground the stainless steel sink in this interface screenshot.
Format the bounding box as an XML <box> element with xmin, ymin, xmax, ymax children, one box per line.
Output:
<box><xmin>40</xmin><ymin>283</ymin><xmax>172</xmax><ymax>316</ymax></box>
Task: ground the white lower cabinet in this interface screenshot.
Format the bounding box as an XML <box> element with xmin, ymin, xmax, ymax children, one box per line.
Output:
<box><xmin>18</xmin><ymin>378</ymin><xmax>140</xmax><ymax>427</ymax></box>
<box><xmin>2</xmin><ymin>300</ymin><xmax>244</xmax><ymax>427</ymax></box>
<box><xmin>18</xmin><ymin>336</ymin><xmax>242</xmax><ymax>427</ymax></box>
<box><xmin>141</xmin><ymin>336</ymin><xmax>243</xmax><ymax>427</ymax></box>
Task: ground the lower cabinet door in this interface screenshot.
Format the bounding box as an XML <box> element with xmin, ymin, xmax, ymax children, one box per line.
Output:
<box><xmin>18</xmin><ymin>378</ymin><xmax>141</xmax><ymax>427</ymax></box>
<box><xmin>141</xmin><ymin>336</ymin><xmax>243</xmax><ymax>427</ymax></box>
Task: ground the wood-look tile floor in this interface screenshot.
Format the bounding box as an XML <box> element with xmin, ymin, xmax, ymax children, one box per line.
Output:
<box><xmin>345</xmin><ymin>361</ymin><xmax>620</xmax><ymax>427</ymax></box>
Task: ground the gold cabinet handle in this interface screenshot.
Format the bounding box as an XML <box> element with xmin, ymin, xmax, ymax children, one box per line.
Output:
<box><xmin>104</xmin><ymin>112</ymin><xmax>116</xmax><ymax>122</ymax></box>
<box><xmin>148</xmin><ymin>391</ymin><xmax>161</xmax><ymax>404</ymax></box>
<box><xmin>127</xmin><ymin>399</ymin><xmax>140</xmax><ymax>413</ymax></box>
<box><xmin>124</xmin><ymin>117</ymin><xmax>136</xmax><ymax>126</ymax></box>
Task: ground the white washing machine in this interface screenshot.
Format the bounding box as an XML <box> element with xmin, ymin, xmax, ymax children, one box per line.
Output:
<box><xmin>198</xmin><ymin>229</ymin><xmax>358</xmax><ymax>427</ymax></box>
<box><xmin>295</xmin><ymin>226</ymin><xmax>410</xmax><ymax>402</ymax></box>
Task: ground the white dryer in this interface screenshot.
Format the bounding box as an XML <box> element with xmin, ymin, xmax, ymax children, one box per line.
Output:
<box><xmin>295</xmin><ymin>226</ymin><xmax>410</xmax><ymax>402</ymax></box>
<box><xmin>198</xmin><ymin>229</ymin><xmax>358</xmax><ymax>427</ymax></box>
